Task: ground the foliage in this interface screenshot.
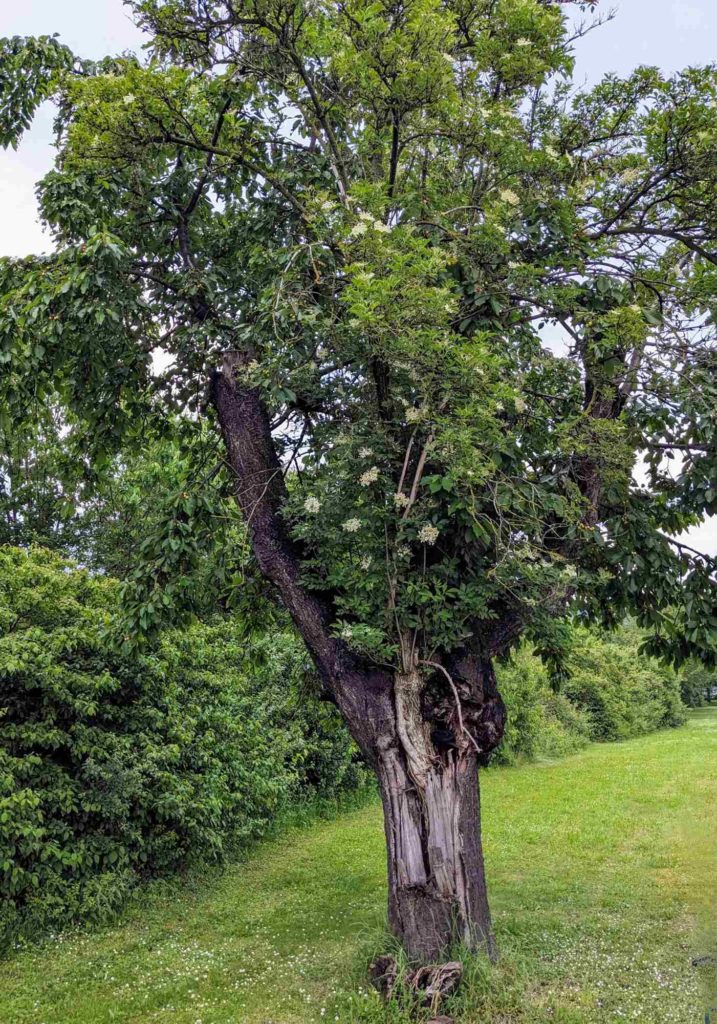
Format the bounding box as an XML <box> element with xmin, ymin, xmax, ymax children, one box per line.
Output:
<box><xmin>0</xmin><ymin>0</ymin><xmax>714</xmax><ymax>675</ymax></box>
<box><xmin>494</xmin><ymin>622</ymin><xmax>686</xmax><ymax>764</ymax></box>
<box><xmin>493</xmin><ymin>645</ymin><xmax>592</xmax><ymax>764</ymax></box>
<box><xmin>679</xmin><ymin>659</ymin><xmax>717</xmax><ymax>708</ymax></box>
<box><xmin>0</xmin><ymin>547</ymin><xmax>363</xmax><ymax>949</ymax></box>
<box><xmin>563</xmin><ymin>624</ymin><xmax>686</xmax><ymax>741</ymax></box>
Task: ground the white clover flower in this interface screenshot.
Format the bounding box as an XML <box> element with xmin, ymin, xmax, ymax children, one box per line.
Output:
<box><xmin>304</xmin><ymin>496</ymin><xmax>321</xmax><ymax>513</ymax></box>
<box><xmin>359</xmin><ymin>466</ymin><xmax>380</xmax><ymax>486</ymax></box>
<box><xmin>359</xmin><ymin>447</ymin><xmax>374</xmax><ymax>458</ymax></box>
<box><xmin>349</xmin><ymin>222</ymin><xmax>368</xmax><ymax>237</ymax></box>
<box><xmin>499</xmin><ymin>188</ymin><xmax>520</xmax><ymax>206</ymax></box>
<box><xmin>418</xmin><ymin>524</ymin><xmax>440</xmax><ymax>545</ymax></box>
<box><xmin>393</xmin><ymin>492</ymin><xmax>410</xmax><ymax>508</ymax></box>
<box><xmin>360</xmin><ymin>555</ymin><xmax>373</xmax><ymax>570</ymax></box>
<box><xmin>342</xmin><ymin>517</ymin><xmax>361</xmax><ymax>533</ymax></box>
<box><xmin>123</xmin><ymin>93</ymin><xmax>135</xmax><ymax>105</ymax></box>
<box><xmin>514</xmin><ymin>395</ymin><xmax>527</xmax><ymax>414</ymax></box>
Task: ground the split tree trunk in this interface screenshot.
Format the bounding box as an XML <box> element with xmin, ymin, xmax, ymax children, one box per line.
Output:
<box><xmin>211</xmin><ymin>353</ymin><xmax>506</xmax><ymax>963</ymax></box>
<box><xmin>377</xmin><ymin>736</ymin><xmax>494</xmax><ymax>960</ymax></box>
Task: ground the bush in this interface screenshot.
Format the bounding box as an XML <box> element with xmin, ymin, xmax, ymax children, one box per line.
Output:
<box><xmin>563</xmin><ymin>625</ymin><xmax>687</xmax><ymax>741</ymax></box>
<box><xmin>494</xmin><ymin>648</ymin><xmax>592</xmax><ymax>765</ymax></box>
<box><xmin>494</xmin><ymin>625</ymin><xmax>687</xmax><ymax>764</ymax></box>
<box><xmin>0</xmin><ymin>547</ymin><xmax>362</xmax><ymax>949</ymax></box>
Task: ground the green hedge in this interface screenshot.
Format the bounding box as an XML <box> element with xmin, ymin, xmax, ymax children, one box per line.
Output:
<box><xmin>495</xmin><ymin>625</ymin><xmax>686</xmax><ymax>765</ymax></box>
<box><xmin>0</xmin><ymin>547</ymin><xmax>362</xmax><ymax>949</ymax></box>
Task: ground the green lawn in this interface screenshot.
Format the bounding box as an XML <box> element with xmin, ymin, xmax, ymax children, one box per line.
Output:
<box><xmin>1</xmin><ymin>710</ymin><xmax>716</xmax><ymax>1024</ymax></box>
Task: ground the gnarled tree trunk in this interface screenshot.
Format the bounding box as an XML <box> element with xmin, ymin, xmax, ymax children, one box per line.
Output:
<box><xmin>211</xmin><ymin>353</ymin><xmax>506</xmax><ymax>962</ymax></box>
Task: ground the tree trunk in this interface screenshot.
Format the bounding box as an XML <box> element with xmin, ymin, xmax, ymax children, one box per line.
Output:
<box><xmin>210</xmin><ymin>354</ymin><xmax>506</xmax><ymax>964</ymax></box>
<box><xmin>377</xmin><ymin>739</ymin><xmax>494</xmax><ymax>961</ymax></box>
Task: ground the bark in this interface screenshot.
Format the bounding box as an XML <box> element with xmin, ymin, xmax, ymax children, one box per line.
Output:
<box><xmin>210</xmin><ymin>353</ymin><xmax>506</xmax><ymax>962</ymax></box>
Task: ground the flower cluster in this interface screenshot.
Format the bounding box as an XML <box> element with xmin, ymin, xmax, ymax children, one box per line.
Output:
<box><xmin>359</xmin><ymin>466</ymin><xmax>380</xmax><ymax>486</ymax></box>
<box><xmin>342</xmin><ymin>518</ymin><xmax>361</xmax><ymax>533</ymax></box>
<box><xmin>418</xmin><ymin>524</ymin><xmax>440</xmax><ymax>545</ymax></box>
<box><xmin>304</xmin><ymin>496</ymin><xmax>321</xmax><ymax>514</ymax></box>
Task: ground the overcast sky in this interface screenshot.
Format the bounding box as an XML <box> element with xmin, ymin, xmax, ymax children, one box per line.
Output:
<box><xmin>1</xmin><ymin>0</ymin><xmax>715</xmax><ymax>555</ymax></box>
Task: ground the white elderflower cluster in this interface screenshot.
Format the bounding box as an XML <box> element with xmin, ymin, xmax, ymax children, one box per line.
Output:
<box><xmin>349</xmin><ymin>212</ymin><xmax>391</xmax><ymax>238</ymax></box>
<box><xmin>359</xmin><ymin>447</ymin><xmax>374</xmax><ymax>458</ymax></box>
<box><xmin>360</xmin><ymin>555</ymin><xmax>372</xmax><ymax>570</ymax></box>
<box><xmin>342</xmin><ymin>517</ymin><xmax>361</xmax><ymax>533</ymax></box>
<box><xmin>359</xmin><ymin>466</ymin><xmax>380</xmax><ymax>486</ymax></box>
<box><xmin>418</xmin><ymin>524</ymin><xmax>440</xmax><ymax>545</ymax></box>
<box><xmin>514</xmin><ymin>395</ymin><xmax>527</xmax><ymax>414</ymax></box>
<box><xmin>620</xmin><ymin>166</ymin><xmax>642</xmax><ymax>184</ymax></box>
<box><xmin>396</xmin><ymin>544</ymin><xmax>412</xmax><ymax>559</ymax></box>
<box><xmin>304</xmin><ymin>496</ymin><xmax>321</xmax><ymax>514</ymax></box>
<box><xmin>393</xmin><ymin>492</ymin><xmax>410</xmax><ymax>508</ymax></box>
<box><xmin>405</xmin><ymin>406</ymin><xmax>423</xmax><ymax>423</ymax></box>
<box><xmin>499</xmin><ymin>188</ymin><xmax>520</xmax><ymax>206</ymax></box>
<box><xmin>123</xmin><ymin>93</ymin><xmax>135</xmax><ymax>105</ymax></box>
<box><xmin>516</xmin><ymin>37</ymin><xmax>532</xmax><ymax>46</ymax></box>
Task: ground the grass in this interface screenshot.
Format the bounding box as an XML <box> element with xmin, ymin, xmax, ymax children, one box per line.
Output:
<box><xmin>1</xmin><ymin>709</ymin><xmax>715</xmax><ymax>1024</ymax></box>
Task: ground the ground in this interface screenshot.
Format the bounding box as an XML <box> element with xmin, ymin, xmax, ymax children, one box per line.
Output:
<box><xmin>1</xmin><ymin>709</ymin><xmax>715</xmax><ymax>1023</ymax></box>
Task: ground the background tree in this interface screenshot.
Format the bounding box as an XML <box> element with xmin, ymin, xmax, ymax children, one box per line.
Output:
<box><xmin>1</xmin><ymin>0</ymin><xmax>716</xmax><ymax>962</ymax></box>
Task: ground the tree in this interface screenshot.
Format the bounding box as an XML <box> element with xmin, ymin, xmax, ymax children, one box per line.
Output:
<box><xmin>1</xmin><ymin>0</ymin><xmax>716</xmax><ymax>962</ymax></box>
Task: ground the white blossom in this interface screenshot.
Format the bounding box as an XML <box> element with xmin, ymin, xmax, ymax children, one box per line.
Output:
<box><xmin>373</xmin><ymin>220</ymin><xmax>391</xmax><ymax>233</ymax></box>
<box><xmin>393</xmin><ymin>492</ymin><xmax>410</xmax><ymax>508</ymax></box>
<box><xmin>620</xmin><ymin>167</ymin><xmax>642</xmax><ymax>184</ymax></box>
<box><xmin>514</xmin><ymin>395</ymin><xmax>527</xmax><ymax>414</ymax></box>
<box><xmin>359</xmin><ymin>466</ymin><xmax>380</xmax><ymax>486</ymax></box>
<box><xmin>123</xmin><ymin>93</ymin><xmax>136</xmax><ymax>105</ymax></box>
<box><xmin>304</xmin><ymin>496</ymin><xmax>321</xmax><ymax>513</ymax></box>
<box><xmin>349</xmin><ymin>222</ymin><xmax>368</xmax><ymax>237</ymax></box>
<box><xmin>405</xmin><ymin>406</ymin><xmax>423</xmax><ymax>423</ymax></box>
<box><xmin>418</xmin><ymin>524</ymin><xmax>440</xmax><ymax>545</ymax></box>
<box><xmin>360</xmin><ymin>555</ymin><xmax>373</xmax><ymax>570</ymax></box>
<box><xmin>499</xmin><ymin>188</ymin><xmax>520</xmax><ymax>206</ymax></box>
<box><xmin>342</xmin><ymin>517</ymin><xmax>361</xmax><ymax>533</ymax></box>
<box><xmin>359</xmin><ymin>447</ymin><xmax>374</xmax><ymax>458</ymax></box>
<box><xmin>516</xmin><ymin>37</ymin><xmax>532</xmax><ymax>47</ymax></box>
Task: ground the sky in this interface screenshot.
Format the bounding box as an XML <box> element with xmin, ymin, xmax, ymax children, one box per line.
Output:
<box><xmin>0</xmin><ymin>0</ymin><xmax>715</xmax><ymax>555</ymax></box>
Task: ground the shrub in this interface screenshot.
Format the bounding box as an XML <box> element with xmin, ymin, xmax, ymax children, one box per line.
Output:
<box><xmin>494</xmin><ymin>648</ymin><xmax>592</xmax><ymax>765</ymax></box>
<box><xmin>563</xmin><ymin>625</ymin><xmax>687</xmax><ymax>741</ymax></box>
<box><xmin>0</xmin><ymin>547</ymin><xmax>362</xmax><ymax>948</ymax></box>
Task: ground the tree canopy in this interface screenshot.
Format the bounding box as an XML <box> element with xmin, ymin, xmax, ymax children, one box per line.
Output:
<box><xmin>1</xmin><ymin>0</ymin><xmax>715</xmax><ymax>671</ymax></box>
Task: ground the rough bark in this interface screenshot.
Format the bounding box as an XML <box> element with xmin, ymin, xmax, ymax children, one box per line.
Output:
<box><xmin>210</xmin><ymin>353</ymin><xmax>506</xmax><ymax>962</ymax></box>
